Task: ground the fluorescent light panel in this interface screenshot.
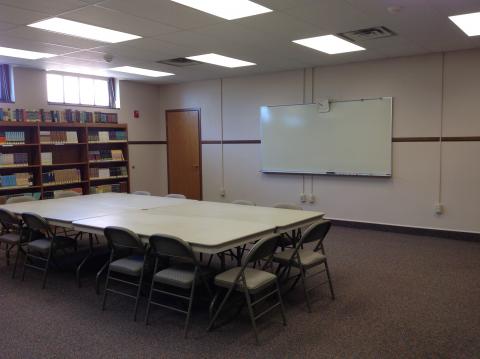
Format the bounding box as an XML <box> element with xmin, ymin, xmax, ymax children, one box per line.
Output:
<box><xmin>0</xmin><ymin>46</ymin><xmax>55</xmax><ymax>59</ymax></box>
<box><xmin>110</xmin><ymin>66</ymin><xmax>174</xmax><ymax>77</ymax></box>
<box><xmin>449</xmin><ymin>11</ymin><xmax>480</xmax><ymax>36</ymax></box>
<box><xmin>170</xmin><ymin>0</ymin><xmax>272</xmax><ymax>20</ymax></box>
<box><xmin>186</xmin><ymin>53</ymin><xmax>255</xmax><ymax>68</ymax></box>
<box><xmin>28</xmin><ymin>18</ymin><xmax>141</xmax><ymax>43</ymax></box>
<box><xmin>293</xmin><ymin>35</ymin><xmax>365</xmax><ymax>55</ymax></box>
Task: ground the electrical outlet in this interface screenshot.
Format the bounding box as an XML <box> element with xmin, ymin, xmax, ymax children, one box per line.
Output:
<box><xmin>435</xmin><ymin>203</ymin><xmax>444</xmax><ymax>215</ymax></box>
<box><xmin>300</xmin><ymin>193</ymin><xmax>307</xmax><ymax>203</ymax></box>
<box><xmin>219</xmin><ymin>187</ymin><xmax>226</xmax><ymax>197</ymax></box>
<box><xmin>308</xmin><ymin>194</ymin><xmax>315</xmax><ymax>204</ymax></box>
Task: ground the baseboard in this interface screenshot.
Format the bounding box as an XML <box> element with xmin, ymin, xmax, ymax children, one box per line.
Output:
<box><xmin>330</xmin><ymin>219</ymin><xmax>480</xmax><ymax>242</ymax></box>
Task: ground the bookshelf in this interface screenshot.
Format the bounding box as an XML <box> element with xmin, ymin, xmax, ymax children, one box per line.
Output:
<box><xmin>0</xmin><ymin>121</ymin><xmax>129</xmax><ymax>202</ymax></box>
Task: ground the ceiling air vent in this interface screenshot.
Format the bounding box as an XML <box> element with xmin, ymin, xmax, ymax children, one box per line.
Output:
<box><xmin>339</xmin><ymin>26</ymin><xmax>396</xmax><ymax>42</ymax></box>
<box><xmin>156</xmin><ymin>57</ymin><xmax>201</xmax><ymax>67</ymax></box>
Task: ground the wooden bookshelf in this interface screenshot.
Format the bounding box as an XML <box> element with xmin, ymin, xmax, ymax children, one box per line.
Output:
<box><xmin>0</xmin><ymin>121</ymin><xmax>129</xmax><ymax>200</ymax></box>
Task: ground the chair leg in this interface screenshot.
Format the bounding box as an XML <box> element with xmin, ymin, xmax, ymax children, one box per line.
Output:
<box><xmin>21</xmin><ymin>248</ymin><xmax>29</xmax><ymax>282</ymax></box>
<box><xmin>41</xmin><ymin>250</ymin><xmax>53</xmax><ymax>289</ymax></box>
<box><xmin>5</xmin><ymin>244</ymin><xmax>11</xmax><ymax>266</ymax></box>
<box><xmin>299</xmin><ymin>267</ymin><xmax>311</xmax><ymax>313</ymax></box>
<box><xmin>145</xmin><ymin>283</ymin><xmax>155</xmax><ymax>326</ymax></box>
<box><xmin>95</xmin><ymin>261</ymin><xmax>109</xmax><ymax>295</ymax></box>
<box><xmin>208</xmin><ymin>286</ymin><xmax>235</xmax><ymax>331</ymax></box>
<box><xmin>243</xmin><ymin>288</ymin><xmax>259</xmax><ymax>345</ymax></box>
<box><xmin>132</xmin><ymin>273</ymin><xmax>144</xmax><ymax>322</ymax></box>
<box><xmin>324</xmin><ymin>260</ymin><xmax>335</xmax><ymax>300</ymax></box>
<box><xmin>11</xmin><ymin>244</ymin><xmax>22</xmax><ymax>279</ymax></box>
<box><xmin>184</xmin><ymin>282</ymin><xmax>196</xmax><ymax>338</ymax></box>
<box><xmin>276</xmin><ymin>280</ymin><xmax>287</xmax><ymax>326</ymax></box>
<box><xmin>101</xmin><ymin>268</ymin><xmax>112</xmax><ymax>311</ymax></box>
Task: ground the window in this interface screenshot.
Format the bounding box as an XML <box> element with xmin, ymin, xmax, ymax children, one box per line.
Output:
<box><xmin>0</xmin><ymin>64</ymin><xmax>15</xmax><ymax>103</ymax></box>
<box><xmin>46</xmin><ymin>73</ymin><xmax>117</xmax><ymax>108</ymax></box>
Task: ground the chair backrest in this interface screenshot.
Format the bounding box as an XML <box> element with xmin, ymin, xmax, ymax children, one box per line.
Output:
<box><xmin>21</xmin><ymin>212</ymin><xmax>52</xmax><ymax>237</ymax></box>
<box><xmin>6</xmin><ymin>195</ymin><xmax>36</xmax><ymax>204</ymax></box>
<box><xmin>133</xmin><ymin>191</ymin><xmax>151</xmax><ymax>196</ymax></box>
<box><xmin>0</xmin><ymin>208</ymin><xmax>20</xmax><ymax>230</ymax></box>
<box><xmin>297</xmin><ymin>220</ymin><xmax>331</xmax><ymax>251</ymax></box>
<box><xmin>273</xmin><ymin>203</ymin><xmax>303</xmax><ymax>210</ymax></box>
<box><xmin>149</xmin><ymin>234</ymin><xmax>197</xmax><ymax>263</ymax></box>
<box><xmin>55</xmin><ymin>190</ymin><xmax>81</xmax><ymax>198</ymax></box>
<box><xmin>104</xmin><ymin>226</ymin><xmax>145</xmax><ymax>252</ymax></box>
<box><xmin>166</xmin><ymin>193</ymin><xmax>186</xmax><ymax>199</ymax></box>
<box><xmin>232</xmin><ymin>200</ymin><xmax>256</xmax><ymax>206</ymax></box>
<box><xmin>244</xmin><ymin>235</ymin><xmax>279</xmax><ymax>265</ymax></box>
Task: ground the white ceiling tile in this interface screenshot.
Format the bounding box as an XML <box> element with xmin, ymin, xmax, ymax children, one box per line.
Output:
<box><xmin>0</xmin><ymin>20</ymin><xmax>17</xmax><ymax>31</ymax></box>
<box><xmin>0</xmin><ymin>35</ymin><xmax>79</xmax><ymax>55</ymax></box>
<box><xmin>0</xmin><ymin>4</ymin><xmax>48</xmax><ymax>25</ymax></box>
<box><xmin>63</xmin><ymin>5</ymin><xmax>180</xmax><ymax>37</ymax></box>
<box><xmin>0</xmin><ymin>0</ymin><xmax>87</xmax><ymax>14</ymax></box>
<box><xmin>99</xmin><ymin>0</ymin><xmax>226</xmax><ymax>30</ymax></box>
<box><xmin>4</xmin><ymin>26</ymin><xmax>107</xmax><ymax>49</ymax></box>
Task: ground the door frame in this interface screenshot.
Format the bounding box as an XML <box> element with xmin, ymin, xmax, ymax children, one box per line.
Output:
<box><xmin>165</xmin><ymin>108</ymin><xmax>203</xmax><ymax>200</ymax></box>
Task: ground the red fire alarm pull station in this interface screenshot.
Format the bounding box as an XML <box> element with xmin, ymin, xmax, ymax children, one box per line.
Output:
<box><xmin>134</xmin><ymin>110</ymin><xmax>140</xmax><ymax>118</ymax></box>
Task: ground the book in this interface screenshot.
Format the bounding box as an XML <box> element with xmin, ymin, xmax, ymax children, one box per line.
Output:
<box><xmin>41</xmin><ymin>152</ymin><xmax>53</xmax><ymax>165</ymax></box>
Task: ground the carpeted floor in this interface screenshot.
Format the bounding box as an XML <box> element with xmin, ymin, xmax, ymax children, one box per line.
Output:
<box><xmin>0</xmin><ymin>226</ymin><xmax>479</xmax><ymax>358</ymax></box>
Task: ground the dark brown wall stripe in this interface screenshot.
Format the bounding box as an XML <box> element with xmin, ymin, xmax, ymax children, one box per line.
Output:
<box><xmin>130</xmin><ymin>137</ymin><xmax>480</xmax><ymax>145</ymax></box>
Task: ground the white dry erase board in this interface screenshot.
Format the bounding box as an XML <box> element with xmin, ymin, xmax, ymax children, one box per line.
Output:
<box><xmin>260</xmin><ymin>97</ymin><xmax>393</xmax><ymax>176</ymax></box>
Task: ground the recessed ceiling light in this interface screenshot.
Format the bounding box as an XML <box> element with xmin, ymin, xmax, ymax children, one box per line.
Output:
<box><xmin>110</xmin><ymin>66</ymin><xmax>174</xmax><ymax>77</ymax></box>
<box><xmin>186</xmin><ymin>53</ymin><xmax>255</xmax><ymax>68</ymax></box>
<box><xmin>170</xmin><ymin>0</ymin><xmax>272</xmax><ymax>20</ymax></box>
<box><xmin>293</xmin><ymin>35</ymin><xmax>365</xmax><ymax>54</ymax></box>
<box><xmin>46</xmin><ymin>66</ymin><xmax>109</xmax><ymax>77</ymax></box>
<box><xmin>449</xmin><ymin>11</ymin><xmax>480</xmax><ymax>36</ymax></box>
<box><xmin>0</xmin><ymin>46</ymin><xmax>56</xmax><ymax>59</ymax></box>
<box><xmin>28</xmin><ymin>18</ymin><xmax>141</xmax><ymax>43</ymax></box>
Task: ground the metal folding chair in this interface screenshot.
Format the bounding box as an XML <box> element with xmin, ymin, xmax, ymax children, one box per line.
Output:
<box><xmin>208</xmin><ymin>235</ymin><xmax>287</xmax><ymax>344</ymax></box>
<box><xmin>145</xmin><ymin>234</ymin><xmax>212</xmax><ymax>338</ymax></box>
<box><xmin>273</xmin><ymin>203</ymin><xmax>304</xmax><ymax>250</ymax></box>
<box><xmin>273</xmin><ymin>220</ymin><xmax>335</xmax><ymax>312</ymax></box>
<box><xmin>0</xmin><ymin>208</ymin><xmax>27</xmax><ymax>278</ymax></box>
<box><xmin>102</xmin><ymin>226</ymin><xmax>148</xmax><ymax>321</ymax></box>
<box><xmin>21</xmin><ymin>212</ymin><xmax>78</xmax><ymax>289</ymax></box>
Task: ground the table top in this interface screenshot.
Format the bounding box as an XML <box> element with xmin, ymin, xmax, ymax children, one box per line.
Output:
<box><xmin>0</xmin><ymin>193</ymin><xmax>191</xmax><ymax>226</ymax></box>
<box><xmin>146</xmin><ymin>200</ymin><xmax>324</xmax><ymax>230</ymax></box>
<box><xmin>73</xmin><ymin>211</ymin><xmax>275</xmax><ymax>253</ymax></box>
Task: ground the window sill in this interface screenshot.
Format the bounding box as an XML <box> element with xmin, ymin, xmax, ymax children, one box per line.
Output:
<box><xmin>47</xmin><ymin>102</ymin><xmax>119</xmax><ymax>110</ymax></box>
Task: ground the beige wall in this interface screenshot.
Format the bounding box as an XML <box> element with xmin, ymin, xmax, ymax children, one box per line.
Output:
<box><xmin>0</xmin><ymin>67</ymin><xmax>164</xmax><ymax>195</ymax></box>
<box><xmin>158</xmin><ymin>49</ymin><xmax>480</xmax><ymax>233</ymax></box>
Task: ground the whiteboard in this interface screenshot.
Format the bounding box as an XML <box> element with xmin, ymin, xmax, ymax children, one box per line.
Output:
<box><xmin>260</xmin><ymin>97</ymin><xmax>392</xmax><ymax>176</ymax></box>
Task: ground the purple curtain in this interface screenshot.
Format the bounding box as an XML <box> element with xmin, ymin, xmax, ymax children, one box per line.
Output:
<box><xmin>0</xmin><ymin>64</ymin><xmax>12</xmax><ymax>102</ymax></box>
<box><xmin>108</xmin><ymin>77</ymin><xmax>116</xmax><ymax>108</ymax></box>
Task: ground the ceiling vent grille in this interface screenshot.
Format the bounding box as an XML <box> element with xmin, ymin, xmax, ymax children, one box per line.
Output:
<box><xmin>339</xmin><ymin>26</ymin><xmax>396</xmax><ymax>41</ymax></box>
<box><xmin>156</xmin><ymin>57</ymin><xmax>201</xmax><ymax>67</ymax></box>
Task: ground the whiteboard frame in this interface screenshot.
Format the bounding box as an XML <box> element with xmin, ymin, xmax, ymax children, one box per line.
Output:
<box><xmin>259</xmin><ymin>97</ymin><xmax>393</xmax><ymax>177</ymax></box>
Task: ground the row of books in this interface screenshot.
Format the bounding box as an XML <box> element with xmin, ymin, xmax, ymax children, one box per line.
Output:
<box><xmin>44</xmin><ymin>188</ymin><xmax>83</xmax><ymax>199</ymax></box>
<box><xmin>0</xmin><ymin>153</ymin><xmax>28</xmax><ymax>167</ymax></box>
<box><xmin>0</xmin><ymin>172</ymin><xmax>32</xmax><ymax>187</ymax></box>
<box><xmin>88</xmin><ymin>130</ymin><xmax>127</xmax><ymax>142</ymax></box>
<box><xmin>0</xmin><ymin>108</ymin><xmax>118</xmax><ymax>124</ymax></box>
<box><xmin>88</xmin><ymin>149</ymin><xmax>124</xmax><ymax>162</ymax></box>
<box><xmin>89</xmin><ymin>166</ymin><xmax>127</xmax><ymax>179</ymax></box>
<box><xmin>90</xmin><ymin>182</ymin><xmax>128</xmax><ymax>194</ymax></box>
<box><xmin>42</xmin><ymin>168</ymin><xmax>81</xmax><ymax>185</ymax></box>
<box><xmin>0</xmin><ymin>131</ymin><xmax>26</xmax><ymax>144</ymax></box>
<box><xmin>40</xmin><ymin>131</ymin><xmax>79</xmax><ymax>144</ymax></box>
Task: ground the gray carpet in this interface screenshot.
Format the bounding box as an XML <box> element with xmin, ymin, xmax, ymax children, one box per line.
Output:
<box><xmin>0</xmin><ymin>226</ymin><xmax>479</xmax><ymax>358</ymax></box>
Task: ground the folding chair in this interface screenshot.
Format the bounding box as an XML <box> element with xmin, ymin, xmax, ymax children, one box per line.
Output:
<box><xmin>0</xmin><ymin>208</ymin><xmax>27</xmax><ymax>278</ymax></box>
<box><xmin>145</xmin><ymin>234</ymin><xmax>212</xmax><ymax>338</ymax></box>
<box><xmin>273</xmin><ymin>220</ymin><xmax>335</xmax><ymax>312</ymax></box>
<box><xmin>273</xmin><ymin>203</ymin><xmax>304</xmax><ymax>250</ymax></box>
<box><xmin>21</xmin><ymin>212</ymin><xmax>78</xmax><ymax>289</ymax></box>
<box><xmin>102</xmin><ymin>226</ymin><xmax>148</xmax><ymax>321</ymax></box>
<box><xmin>208</xmin><ymin>235</ymin><xmax>286</xmax><ymax>344</ymax></box>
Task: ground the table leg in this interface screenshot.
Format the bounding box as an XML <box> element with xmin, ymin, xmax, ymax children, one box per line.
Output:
<box><xmin>76</xmin><ymin>233</ymin><xmax>93</xmax><ymax>288</ymax></box>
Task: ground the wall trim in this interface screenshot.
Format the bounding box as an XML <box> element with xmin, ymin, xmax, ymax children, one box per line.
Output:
<box><xmin>331</xmin><ymin>219</ymin><xmax>480</xmax><ymax>241</ymax></box>
<box><xmin>201</xmin><ymin>140</ymin><xmax>261</xmax><ymax>144</ymax></box>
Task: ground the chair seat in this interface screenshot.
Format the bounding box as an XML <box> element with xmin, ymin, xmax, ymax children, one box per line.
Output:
<box><xmin>0</xmin><ymin>232</ymin><xmax>21</xmax><ymax>244</ymax></box>
<box><xmin>215</xmin><ymin>267</ymin><xmax>277</xmax><ymax>294</ymax></box>
<box><xmin>154</xmin><ymin>265</ymin><xmax>196</xmax><ymax>289</ymax></box>
<box><xmin>273</xmin><ymin>248</ymin><xmax>326</xmax><ymax>268</ymax></box>
<box><xmin>109</xmin><ymin>256</ymin><xmax>144</xmax><ymax>276</ymax></box>
<box><xmin>27</xmin><ymin>239</ymin><xmax>51</xmax><ymax>253</ymax></box>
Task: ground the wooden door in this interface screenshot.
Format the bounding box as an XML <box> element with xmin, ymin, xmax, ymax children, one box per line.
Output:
<box><xmin>166</xmin><ymin>109</ymin><xmax>202</xmax><ymax>199</ymax></box>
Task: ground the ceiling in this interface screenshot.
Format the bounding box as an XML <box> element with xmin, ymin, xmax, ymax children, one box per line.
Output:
<box><xmin>0</xmin><ymin>0</ymin><xmax>479</xmax><ymax>84</ymax></box>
